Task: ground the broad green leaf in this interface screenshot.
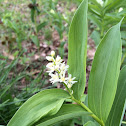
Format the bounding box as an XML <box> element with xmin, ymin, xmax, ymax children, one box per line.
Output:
<box><xmin>68</xmin><ymin>0</ymin><xmax>88</xmax><ymax>100</ymax></box>
<box><xmin>106</xmin><ymin>66</ymin><xmax>126</xmax><ymax>126</ymax></box>
<box><xmin>7</xmin><ymin>89</ymin><xmax>70</xmax><ymax>126</ymax></box>
<box><xmin>90</xmin><ymin>30</ymin><xmax>101</xmax><ymax>46</ymax></box>
<box><xmin>30</xmin><ymin>35</ymin><xmax>40</xmax><ymax>47</ymax></box>
<box><xmin>83</xmin><ymin>121</ymin><xmax>97</xmax><ymax>126</ymax></box>
<box><xmin>36</xmin><ymin>104</ymin><xmax>89</xmax><ymax>126</ymax></box>
<box><xmin>88</xmin><ymin>21</ymin><xmax>122</xmax><ymax>123</ymax></box>
<box><xmin>37</xmin><ymin>22</ymin><xmax>47</xmax><ymax>32</ymax></box>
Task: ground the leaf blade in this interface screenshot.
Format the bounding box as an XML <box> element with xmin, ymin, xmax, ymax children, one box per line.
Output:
<box><xmin>7</xmin><ymin>89</ymin><xmax>70</xmax><ymax>126</ymax></box>
<box><xmin>68</xmin><ymin>0</ymin><xmax>88</xmax><ymax>100</ymax></box>
<box><xmin>36</xmin><ymin>104</ymin><xmax>89</xmax><ymax>126</ymax></box>
<box><xmin>106</xmin><ymin>66</ymin><xmax>126</xmax><ymax>126</ymax></box>
<box><xmin>88</xmin><ymin>21</ymin><xmax>122</xmax><ymax>123</ymax></box>
<box><xmin>30</xmin><ymin>35</ymin><xmax>40</xmax><ymax>47</ymax></box>
<box><xmin>83</xmin><ymin>121</ymin><xmax>98</xmax><ymax>126</ymax></box>
<box><xmin>37</xmin><ymin>22</ymin><xmax>47</xmax><ymax>32</ymax></box>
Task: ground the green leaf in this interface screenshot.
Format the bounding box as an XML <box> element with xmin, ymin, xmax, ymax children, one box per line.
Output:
<box><xmin>31</xmin><ymin>9</ymin><xmax>35</xmax><ymax>23</ymax></box>
<box><xmin>105</xmin><ymin>0</ymin><xmax>126</xmax><ymax>12</ymax></box>
<box><xmin>54</xmin><ymin>119</ymin><xmax>75</xmax><ymax>126</ymax></box>
<box><xmin>88</xmin><ymin>4</ymin><xmax>101</xmax><ymax>17</ymax></box>
<box><xmin>68</xmin><ymin>0</ymin><xmax>88</xmax><ymax>100</ymax></box>
<box><xmin>36</xmin><ymin>104</ymin><xmax>89</xmax><ymax>126</ymax></box>
<box><xmin>88</xmin><ymin>21</ymin><xmax>122</xmax><ymax>123</ymax></box>
<box><xmin>106</xmin><ymin>66</ymin><xmax>126</xmax><ymax>126</ymax></box>
<box><xmin>37</xmin><ymin>22</ymin><xmax>47</xmax><ymax>32</ymax></box>
<box><xmin>89</xmin><ymin>0</ymin><xmax>102</xmax><ymax>6</ymax></box>
<box><xmin>121</xmin><ymin>31</ymin><xmax>126</xmax><ymax>46</ymax></box>
<box><xmin>83</xmin><ymin>121</ymin><xmax>97</xmax><ymax>126</ymax></box>
<box><xmin>30</xmin><ymin>35</ymin><xmax>40</xmax><ymax>47</ymax></box>
<box><xmin>88</xmin><ymin>14</ymin><xmax>101</xmax><ymax>29</ymax></box>
<box><xmin>7</xmin><ymin>89</ymin><xmax>70</xmax><ymax>126</ymax></box>
<box><xmin>90</xmin><ymin>30</ymin><xmax>101</xmax><ymax>46</ymax></box>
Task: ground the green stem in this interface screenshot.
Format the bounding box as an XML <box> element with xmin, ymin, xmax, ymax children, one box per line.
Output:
<box><xmin>100</xmin><ymin>19</ymin><xmax>104</xmax><ymax>40</ymax></box>
<box><xmin>100</xmin><ymin>10</ymin><xmax>105</xmax><ymax>39</ymax></box>
<box><xmin>63</xmin><ymin>82</ymin><xmax>104</xmax><ymax>125</ymax></box>
<box><xmin>34</xmin><ymin>11</ymin><xmax>38</xmax><ymax>35</ymax></box>
<box><xmin>71</xmin><ymin>96</ymin><xmax>104</xmax><ymax>126</ymax></box>
<box><xmin>63</xmin><ymin>83</ymin><xmax>73</xmax><ymax>95</ymax></box>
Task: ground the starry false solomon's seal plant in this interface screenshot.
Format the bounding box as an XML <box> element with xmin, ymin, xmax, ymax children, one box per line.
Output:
<box><xmin>7</xmin><ymin>0</ymin><xmax>126</xmax><ymax>126</ymax></box>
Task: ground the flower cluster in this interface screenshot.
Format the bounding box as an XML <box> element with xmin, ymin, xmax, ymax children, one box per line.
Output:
<box><xmin>46</xmin><ymin>51</ymin><xmax>77</xmax><ymax>89</ymax></box>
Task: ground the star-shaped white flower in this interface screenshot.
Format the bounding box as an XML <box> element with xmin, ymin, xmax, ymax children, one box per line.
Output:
<box><xmin>49</xmin><ymin>73</ymin><xmax>60</xmax><ymax>84</ymax></box>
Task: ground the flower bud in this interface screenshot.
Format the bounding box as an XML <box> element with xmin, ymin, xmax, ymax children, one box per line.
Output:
<box><xmin>51</xmin><ymin>51</ymin><xmax>55</xmax><ymax>57</ymax></box>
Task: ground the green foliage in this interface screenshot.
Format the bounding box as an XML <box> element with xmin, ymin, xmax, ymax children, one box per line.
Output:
<box><xmin>36</xmin><ymin>104</ymin><xmax>88</xmax><ymax>126</ymax></box>
<box><xmin>0</xmin><ymin>54</ymin><xmax>49</xmax><ymax>125</ymax></box>
<box><xmin>68</xmin><ymin>0</ymin><xmax>88</xmax><ymax>100</ymax></box>
<box><xmin>58</xmin><ymin>41</ymin><xmax>66</xmax><ymax>58</ymax></box>
<box><xmin>1</xmin><ymin>13</ymin><xmax>27</xmax><ymax>50</ymax></box>
<box><xmin>83</xmin><ymin>121</ymin><xmax>97</xmax><ymax>126</ymax></box>
<box><xmin>30</xmin><ymin>35</ymin><xmax>40</xmax><ymax>47</ymax></box>
<box><xmin>0</xmin><ymin>57</ymin><xmax>23</xmax><ymax>99</ymax></box>
<box><xmin>8</xmin><ymin>89</ymin><xmax>70</xmax><ymax>126</ymax></box>
<box><xmin>88</xmin><ymin>21</ymin><xmax>122</xmax><ymax>123</ymax></box>
<box><xmin>88</xmin><ymin>0</ymin><xmax>126</xmax><ymax>46</ymax></box>
<box><xmin>106</xmin><ymin>66</ymin><xmax>126</xmax><ymax>126</ymax></box>
<box><xmin>0</xmin><ymin>57</ymin><xmax>24</xmax><ymax>124</ymax></box>
<box><xmin>90</xmin><ymin>30</ymin><xmax>100</xmax><ymax>46</ymax></box>
<box><xmin>37</xmin><ymin>22</ymin><xmax>48</xmax><ymax>32</ymax></box>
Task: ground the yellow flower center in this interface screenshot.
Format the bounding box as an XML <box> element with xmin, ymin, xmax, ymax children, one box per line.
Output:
<box><xmin>61</xmin><ymin>77</ymin><xmax>65</xmax><ymax>82</ymax></box>
<box><xmin>68</xmin><ymin>79</ymin><xmax>72</xmax><ymax>82</ymax></box>
<box><xmin>53</xmin><ymin>75</ymin><xmax>58</xmax><ymax>79</ymax></box>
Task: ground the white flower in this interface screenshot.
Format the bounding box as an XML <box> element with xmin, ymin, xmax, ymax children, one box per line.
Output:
<box><xmin>60</xmin><ymin>62</ymin><xmax>69</xmax><ymax>71</ymax></box>
<box><xmin>46</xmin><ymin>62</ymin><xmax>54</xmax><ymax>68</ymax></box>
<box><xmin>46</xmin><ymin>62</ymin><xmax>55</xmax><ymax>73</ymax></box>
<box><xmin>59</xmin><ymin>70</ymin><xmax>66</xmax><ymax>83</ymax></box>
<box><xmin>66</xmin><ymin>74</ymin><xmax>77</xmax><ymax>87</ymax></box>
<box><xmin>56</xmin><ymin>55</ymin><xmax>62</xmax><ymax>62</ymax></box>
<box><xmin>55</xmin><ymin>65</ymin><xmax>60</xmax><ymax>71</ymax></box>
<box><xmin>49</xmin><ymin>73</ymin><xmax>60</xmax><ymax>84</ymax></box>
<box><xmin>119</xmin><ymin>7</ymin><xmax>123</xmax><ymax>12</ymax></box>
<box><xmin>46</xmin><ymin>56</ymin><xmax>54</xmax><ymax>61</ymax></box>
<box><xmin>51</xmin><ymin>51</ymin><xmax>55</xmax><ymax>57</ymax></box>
